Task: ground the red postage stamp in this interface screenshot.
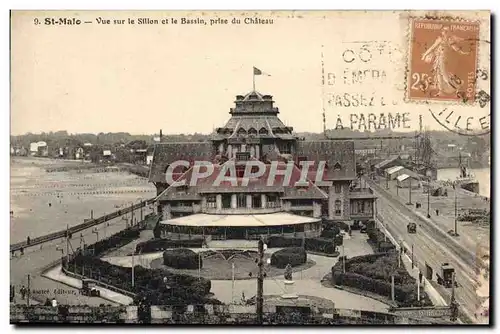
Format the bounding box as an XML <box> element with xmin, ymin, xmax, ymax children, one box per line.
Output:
<box><xmin>408</xmin><ymin>18</ymin><xmax>480</xmax><ymax>103</ymax></box>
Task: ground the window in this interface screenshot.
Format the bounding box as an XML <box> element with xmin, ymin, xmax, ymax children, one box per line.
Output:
<box><xmin>206</xmin><ymin>195</ymin><xmax>217</xmax><ymax>208</ymax></box>
<box><xmin>237</xmin><ymin>194</ymin><xmax>247</xmax><ymax>208</ymax></box>
<box><xmin>221</xmin><ymin>194</ymin><xmax>231</xmax><ymax>208</ymax></box>
<box><xmin>236</xmin><ymin>152</ymin><xmax>250</xmax><ymax>161</ymax></box>
<box><xmin>248</xmin><ymin>128</ymin><xmax>258</xmax><ymax>135</ymax></box>
<box><xmin>267</xmin><ymin>194</ymin><xmax>279</xmax><ymax>208</ymax></box>
<box><xmin>335</xmin><ymin>200</ymin><xmax>342</xmax><ymax>216</ymax></box>
<box><xmin>357</xmin><ymin>201</ymin><xmax>365</xmax><ymax>213</ymax></box>
<box><xmin>237</xmin><ymin>128</ymin><xmax>247</xmax><ymax>135</ymax></box>
<box><xmin>252</xmin><ymin>194</ymin><xmax>262</xmax><ymax>208</ymax></box>
<box><xmin>335</xmin><ymin>184</ymin><xmax>342</xmax><ymax>194</ymax></box>
<box><xmin>291</xmin><ymin>199</ymin><xmax>312</xmax><ymax>206</ymax></box>
<box><xmin>334</xmin><ymin>162</ymin><xmax>342</xmax><ymax>171</ymax></box>
<box><xmin>259</xmin><ymin>127</ymin><xmax>268</xmax><ymax>135</ymax></box>
<box><xmin>280</xmin><ymin>143</ymin><xmax>291</xmax><ymax>154</ymax></box>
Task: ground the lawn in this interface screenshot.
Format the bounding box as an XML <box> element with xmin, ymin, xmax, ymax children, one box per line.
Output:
<box><xmin>150</xmin><ymin>250</ymin><xmax>316</xmax><ymax>280</ymax></box>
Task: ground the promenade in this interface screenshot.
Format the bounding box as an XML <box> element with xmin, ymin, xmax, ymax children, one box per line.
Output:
<box><xmin>10</xmin><ymin>157</ymin><xmax>155</xmax><ymax>306</ymax></box>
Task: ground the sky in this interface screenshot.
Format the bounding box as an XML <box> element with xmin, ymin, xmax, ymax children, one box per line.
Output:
<box><xmin>10</xmin><ymin>10</ymin><xmax>490</xmax><ymax>136</ymax></box>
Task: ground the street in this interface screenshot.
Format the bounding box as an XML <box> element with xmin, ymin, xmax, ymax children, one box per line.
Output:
<box><xmin>369</xmin><ymin>179</ymin><xmax>486</xmax><ymax>323</ymax></box>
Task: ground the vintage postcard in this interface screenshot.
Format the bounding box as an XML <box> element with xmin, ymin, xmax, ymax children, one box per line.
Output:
<box><xmin>10</xmin><ymin>10</ymin><xmax>490</xmax><ymax>325</ymax></box>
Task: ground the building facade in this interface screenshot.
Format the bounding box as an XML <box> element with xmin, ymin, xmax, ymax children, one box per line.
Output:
<box><xmin>148</xmin><ymin>91</ymin><xmax>377</xmax><ymax>238</ymax></box>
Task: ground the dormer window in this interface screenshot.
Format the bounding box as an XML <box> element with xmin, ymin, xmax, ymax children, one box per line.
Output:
<box><xmin>259</xmin><ymin>127</ymin><xmax>268</xmax><ymax>135</ymax></box>
<box><xmin>248</xmin><ymin>128</ymin><xmax>257</xmax><ymax>135</ymax></box>
<box><xmin>334</xmin><ymin>162</ymin><xmax>342</xmax><ymax>171</ymax></box>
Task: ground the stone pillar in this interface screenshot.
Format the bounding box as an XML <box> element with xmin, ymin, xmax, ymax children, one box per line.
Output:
<box><xmin>227</xmin><ymin>145</ymin><xmax>232</xmax><ymax>158</ymax></box>
<box><xmin>233</xmin><ymin>147</ymin><xmax>238</xmax><ymax>159</ymax></box>
<box><xmin>241</xmin><ymin>144</ymin><xmax>246</xmax><ymax>152</ymax></box>
<box><xmin>250</xmin><ymin>146</ymin><xmax>255</xmax><ymax>158</ymax></box>
<box><xmin>256</xmin><ymin>145</ymin><xmax>260</xmax><ymax>159</ymax></box>
<box><xmin>246</xmin><ymin>194</ymin><xmax>252</xmax><ymax>209</ymax></box>
<box><xmin>216</xmin><ymin>194</ymin><xmax>222</xmax><ymax>210</ymax></box>
<box><xmin>231</xmin><ymin>194</ymin><xmax>237</xmax><ymax>209</ymax></box>
<box><xmin>201</xmin><ymin>196</ymin><xmax>207</xmax><ymax>209</ymax></box>
<box><xmin>261</xmin><ymin>194</ymin><xmax>267</xmax><ymax>208</ymax></box>
<box><xmin>219</xmin><ymin>143</ymin><xmax>224</xmax><ymax>154</ymax></box>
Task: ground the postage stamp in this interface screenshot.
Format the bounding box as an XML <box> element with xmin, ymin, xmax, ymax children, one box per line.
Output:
<box><xmin>407</xmin><ymin>18</ymin><xmax>480</xmax><ymax>103</ymax></box>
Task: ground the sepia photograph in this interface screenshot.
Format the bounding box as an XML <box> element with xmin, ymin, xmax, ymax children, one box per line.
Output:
<box><xmin>9</xmin><ymin>9</ymin><xmax>491</xmax><ymax>326</ymax></box>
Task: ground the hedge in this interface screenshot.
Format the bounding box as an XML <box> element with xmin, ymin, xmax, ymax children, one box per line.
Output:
<box><xmin>367</xmin><ymin>229</ymin><xmax>397</xmax><ymax>253</ymax></box>
<box><xmin>89</xmin><ymin>226</ymin><xmax>141</xmax><ymax>256</ymax></box>
<box><xmin>320</xmin><ymin>228</ymin><xmax>340</xmax><ymax>239</ymax></box>
<box><xmin>322</xmin><ymin>219</ymin><xmax>349</xmax><ymax>231</ymax></box>
<box><xmin>136</xmin><ymin>238</ymin><xmax>204</xmax><ymax>254</ymax></box>
<box><xmin>331</xmin><ymin>252</ymin><xmax>432</xmax><ymax>307</ymax></box>
<box><xmin>163</xmin><ymin>248</ymin><xmax>201</xmax><ymax>269</ymax></box>
<box><xmin>266</xmin><ymin>236</ymin><xmax>336</xmax><ymax>254</ymax></box>
<box><xmin>270</xmin><ymin>247</ymin><xmax>307</xmax><ymax>268</ymax></box>
<box><xmin>68</xmin><ymin>255</ymin><xmax>216</xmax><ymax>307</ymax></box>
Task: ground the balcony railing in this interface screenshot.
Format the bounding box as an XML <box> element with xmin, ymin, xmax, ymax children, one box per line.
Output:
<box><xmin>202</xmin><ymin>207</ymin><xmax>282</xmax><ymax>215</ymax></box>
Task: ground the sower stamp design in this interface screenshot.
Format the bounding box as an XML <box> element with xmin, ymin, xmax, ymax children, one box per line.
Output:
<box><xmin>408</xmin><ymin>18</ymin><xmax>480</xmax><ymax>103</ymax></box>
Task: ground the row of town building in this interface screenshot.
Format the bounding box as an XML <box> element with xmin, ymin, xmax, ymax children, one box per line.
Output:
<box><xmin>11</xmin><ymin>141</ymin><xmax>155</xmax><ymax>165</ymax></box>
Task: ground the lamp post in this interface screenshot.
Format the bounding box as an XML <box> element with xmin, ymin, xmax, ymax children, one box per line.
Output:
<box><xmin>132</xmin><ymin>254</ymin><xmax>135</xmax><ymax>288</ymax></box>
<box><xmin>411</xmin><ymin>244</ymin><xmax>414</xmax><ymax>269</ymax></box>
<box><xmin>342</xmin><ymin>245</ymin><xmax>346</xmax><ymax>274</ymax></box>
<box><xmin>454</xmin><ymin>182</ymin><xmax>458</xmax><ymax>236</ymax></box>
<box><xmin>257</xmin><ymin>238</ymin><xmax>265</xmax><ymax>325</ymax></box>
<box><xmin>427</xmin><ymin>180</ymin><xmax>431</xmax><ymax>218</ymax></box>
<box><xmin>407</xmin><ymin>178</ymin><xmax>413</xmax><ymax>205</ymax></box>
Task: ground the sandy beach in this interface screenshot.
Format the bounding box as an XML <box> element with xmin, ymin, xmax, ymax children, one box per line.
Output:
<box><xmin>10</xmin><ymin>157</ymin><xmax>156</xmax><ymax>244</ymax></box>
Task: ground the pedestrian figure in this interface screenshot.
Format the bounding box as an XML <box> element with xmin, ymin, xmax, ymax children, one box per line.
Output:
<box><xmin>51</xmin><ymin>297</ymin><xmax>57</xmax><ymax>308</ymax></box>
<box><xmin>241</xmin><ymin>291</ymin><xmax>246</xmax><ymax>303</ymax></box>
<box><xmin>44</xmin><ymin>298</ymin><xmax>51</xmax><ymax>306</ymax></box>
<box><xmin>435</xmin><ymin>209</ymin><xmax>439</xmax><ymax>216</ymax></box>
<box><xmin>10</xmin><ymin>285</ymin><xmax>15</xmax><ymax>303</ymax></box>
<box><xmin>27</xmin><ymin>236</ymin><xmax>31</xmax><ymax>245</ymax></box>
<box><xmin>48</xmin><ymin>203</ymin><xmax>51</xmax><ymax>207</ymax></box>
<box><xmin>20</xmin><ymin>285</ymin><xmax>27</xmax><ymax>300</ymax></box>
<box><xmin>419</xmin><ymin>271</ymin><xmax>423</xmax><ymax>284</ymax></box>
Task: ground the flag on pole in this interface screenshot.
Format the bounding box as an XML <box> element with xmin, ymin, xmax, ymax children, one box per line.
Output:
<box><xmin>253</xmin><ymin>67</ymin><xmax>271</xmax><ymax>76</ymax></box>
<box><xmin>253</xmin><ymin>67</ymin><xmax>270</xmax><ymax>91</ymax></box>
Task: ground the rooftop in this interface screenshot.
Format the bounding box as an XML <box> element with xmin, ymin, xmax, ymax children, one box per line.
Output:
<box><xmin>160</xmin><ymin>212</ymin><xmax>320</xmax><ymax>227</ymax></box>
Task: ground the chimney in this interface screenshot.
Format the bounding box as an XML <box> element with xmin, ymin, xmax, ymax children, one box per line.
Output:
<box><xmin>159</xmin><ymin>129</ymin><xmax>163</xmax><ymax>142</ymax></box>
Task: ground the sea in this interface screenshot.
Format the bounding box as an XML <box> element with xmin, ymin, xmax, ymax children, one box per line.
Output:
<box><xmin>437</xmin><ymin>168</ymin><xmax>490</xmax><ymax>198</ymax></box>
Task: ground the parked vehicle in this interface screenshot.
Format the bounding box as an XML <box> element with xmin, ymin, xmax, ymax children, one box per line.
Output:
<box><xmin>407</xmin><ymin>222</ymin><xmax>417</xmax><ymax>234</ymax></box>
<box><xmin>81</xmin><ymin>279</ymin><xmax>101</xmax><ymax>297</ymax></box>
<box><xmin>436</xmin><ymin>263</ymin><xmax>458</xmax><ymax>288</ymax></box>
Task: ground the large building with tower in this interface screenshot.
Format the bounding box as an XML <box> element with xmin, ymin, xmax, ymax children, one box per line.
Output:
<box><xmin>148</xmin><ymin>90</ymin><xmax>377</xmax><ymax>240</ymax></box>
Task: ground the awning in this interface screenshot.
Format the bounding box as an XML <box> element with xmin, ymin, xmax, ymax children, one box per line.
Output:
<box><xmin>396</xmin><ymin>174</ymin><xmax>410</xmax><ymax>182</ymax></box>
<box><xmin>386</xmin><ymin>165</ymin><xmax>404</xmax><ymax>175</ymax></box>
<box><xmin>160</xmin><ymin>212</ymin><xmax>320</xmax><ymax>227</ymax></box>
